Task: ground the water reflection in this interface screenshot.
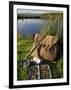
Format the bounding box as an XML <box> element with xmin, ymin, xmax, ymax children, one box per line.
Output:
<box><xmin>17</xmin><ymin>19</ymin><xmax>48</xmax><ymax>38</ymax></box>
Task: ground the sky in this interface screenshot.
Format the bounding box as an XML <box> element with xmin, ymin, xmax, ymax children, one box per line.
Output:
<box><xmin>17</xmin><ymin>9</ymin><xmax>63</xmax><ymax>14</ymax></box>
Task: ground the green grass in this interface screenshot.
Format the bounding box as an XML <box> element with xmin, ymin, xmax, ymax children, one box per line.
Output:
<box><xmin>50</xmin><ymin>58</ymin><xmax>63</xmax><ymax>78</ymax></box>
<box><xmin>17</xmin><ymin>33</ymin><xmax>33</xmax><ymax>80</ymax></box>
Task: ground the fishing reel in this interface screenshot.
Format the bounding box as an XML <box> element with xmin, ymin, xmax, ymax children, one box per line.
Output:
<box><xmin>19</xmin><ymin>59</ymin><xmax>38</xmax><ymax>69</ymax></box>
<box><xmin>19</xmin><ymin>59</ymin><xmax>30</xmax><ymax>68</ymax></box>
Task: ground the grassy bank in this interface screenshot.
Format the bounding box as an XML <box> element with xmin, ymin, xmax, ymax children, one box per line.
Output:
<box><xmin>17</xmin><ymin>33</ymin><xmax>33</xmax><ymax>80</ymax></box>
<box><xmin>17</xmin><ymin>33</ymin><xmax>63</xmax><ymax>80</ymax></box>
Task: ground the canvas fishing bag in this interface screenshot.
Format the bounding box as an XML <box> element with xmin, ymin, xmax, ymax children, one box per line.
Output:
<box><xmin>30</xmin><ymin>34</ymin><xmax>59</xmax><ymax>62</ymax></box>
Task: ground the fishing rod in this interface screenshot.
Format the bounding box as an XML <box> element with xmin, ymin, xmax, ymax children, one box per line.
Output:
<box><xmin>20</xmin><ymin>34</ymin><xmax>48</xmax><ymax>68</ymax></box>
<box><xmin>20</xmin><ymin>33</ymin><xmax>58</xmax><ymax>68</ymax></box>
<box><xmin>24</xmin><ymin>34</ymin><xmax>47</xmax><ymax>61</ymax></box>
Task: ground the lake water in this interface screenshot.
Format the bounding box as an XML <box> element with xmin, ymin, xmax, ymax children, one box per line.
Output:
<box><xmin>17</xmin><ymin>18</ymin><xmax>63</xmax><ymax>38</ymax></box>
<box><xmin>17</xmin><ymin>19</ymin><xmax>48</xmax><ymax>38</ymax></box>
